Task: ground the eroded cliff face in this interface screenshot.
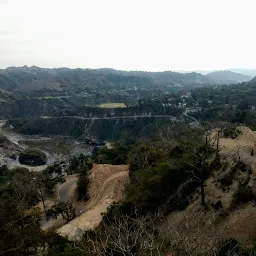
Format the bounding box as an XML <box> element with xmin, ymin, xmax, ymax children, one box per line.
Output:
<box><xmin>7</xmin><ymin>116</ymin><xmax>173</xmax><ymax>142</ymax></box>
<box><xmin>0</xmin><ymin>98</ymin><xmax>67</xmax><ymax>119</ymax></box>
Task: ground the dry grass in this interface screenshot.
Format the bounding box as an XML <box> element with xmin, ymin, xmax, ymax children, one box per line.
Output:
<box><xmin>219</xmin><ymin>126</ymin><xmax>256</xmax><ymax>170</ymax></box>
<box><xmin>224</xmin><ymin>203</ymin><xmax>256</xmax><ymax>247</ymax></box>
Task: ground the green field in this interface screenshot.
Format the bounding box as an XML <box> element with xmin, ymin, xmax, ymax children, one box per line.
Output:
<box><xmin>97</xmin><ymin>103</ymin><xmax>126</xmax><ymax>108</ymax></box>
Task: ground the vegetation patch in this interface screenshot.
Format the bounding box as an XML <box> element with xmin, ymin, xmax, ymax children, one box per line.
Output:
<box><xmin>223</xmin><ymin>127</ymin><xmax>241</xmax><ymax>139</ymax></box>
<box><xmin>232</xmin><ymin>183</ymin><xmax>254</xmax><ymax>207</ymax></box>
<box><xmin>218</xmin><ymin>169</ymin><xmax>235</xmax><ymax>187</ymax></box>
<box><xmin>19</xmin><ymin>149</ymin><xmax>47</xmax><ymax>166</ymax></box>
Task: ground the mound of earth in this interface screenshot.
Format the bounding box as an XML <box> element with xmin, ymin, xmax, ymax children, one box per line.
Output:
<box><xmin>57</xmin><ymin>164</ymin><xmax>129</xmax><ymax>240</ymax></box>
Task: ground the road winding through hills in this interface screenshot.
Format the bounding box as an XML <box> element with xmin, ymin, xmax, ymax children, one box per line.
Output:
<box><xmin>58</xmin><ymin>176</ymin><xmax>78</xmax><ymax>202</ymax></box>
<box><xmin>43</xmin><ymin>114</ymin><xmax>178</xmax><ymax>121</ymax></box>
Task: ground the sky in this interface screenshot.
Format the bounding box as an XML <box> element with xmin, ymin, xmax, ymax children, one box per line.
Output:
<box><xmin>0</xmin><ymin>0</ymin><xmax>256</xmax><ymax>71</ymax></box>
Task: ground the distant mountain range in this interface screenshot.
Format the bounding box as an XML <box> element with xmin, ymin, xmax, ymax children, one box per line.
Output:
<box><xmin>206</xmin><ymin>70</ymin><xmax>252</xmax><ymax>84</ymax></box>
<box><xmin>229</xmin><ymin>68</ymin><xmax>256</xmax><ymax>77</ymax></box>
<box><xmin>0</xmin><ymin>66</ymin><xmax>214</xmax><ymax>94</ymax></box>
<box><xmin>176</xmin><ymin>68</ymin><xmax>256</xmax><ymax>83</ymax></box>
<box><xmin>0</xmin><ymin>66</ymin><xmax>255</xmax><ymax>96</ymax></box>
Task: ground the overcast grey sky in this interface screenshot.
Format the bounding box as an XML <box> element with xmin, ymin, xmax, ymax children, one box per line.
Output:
<box><xmin>0</xmin><ymin>0</ymin><xmax>255</xmax><ymax>71</ymax></box>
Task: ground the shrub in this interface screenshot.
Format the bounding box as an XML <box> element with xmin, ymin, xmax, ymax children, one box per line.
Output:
<box><xmin>76</xmin><ymin>172</ymin><xmax>90</xmax><ymax>201</ymax></box>
<box><xmin>232</xmin><ymin>184</ymin><xmax>254</xmax><ymax>207</ymax></box>
<box><xmin>68</xmin><ymin>154</ymin><xmax>92</xmax><ymax>174</ymax></box>
<box><xmin>233</xmin><ymin>161</ymin><xmax>251</xmax><ymax>173</ymax></box>
<box><xmin>93</xmin><ymin>143</ymin><xmax>130</xmax><ymax>165</ymax></box>
<box><xmin>223</xmin><ymin>127</ymin><xmax>241</xmax><ymax>139</ymax></box>
<box><xmin>219</xmin><ymin>171</ymin><xmax>234</xmax><ymax>187</ymax></box>
<box><xmin>74</xmin><ymin>157</ymin><xmax>93</xmax><ymax>201</ymax></box>
<box><xmin>212</xmin><ymin>200</ymin><xmax>223</xmax><ymax>210</ymax></box>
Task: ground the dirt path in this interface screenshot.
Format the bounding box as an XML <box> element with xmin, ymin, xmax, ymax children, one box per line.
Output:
<box><xmin>57</xmin><ymin>164</ymin><xmax>129</xmax><ymax>240</ymax></box>
<box><xmin>86</xmin><ymin>171</ymin><xmax>128</xmax><ymax>209</ymax></box>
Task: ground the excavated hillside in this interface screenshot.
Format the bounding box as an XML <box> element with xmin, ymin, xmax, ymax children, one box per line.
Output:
<box><xmin>57</xmin><ymin>164</ymin><xmax>129</xmax><ymax>240</ymax></box>
<box><xmin>163</xmin><ymin>127</ymin><xmax>256</xmax><ymax>253</ymax></box>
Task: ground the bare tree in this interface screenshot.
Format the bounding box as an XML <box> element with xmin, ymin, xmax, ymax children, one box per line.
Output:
<box><xmin>78</xmin><ymin>209</ymin><xmax>171</xmax><ymax>256</ymax></box>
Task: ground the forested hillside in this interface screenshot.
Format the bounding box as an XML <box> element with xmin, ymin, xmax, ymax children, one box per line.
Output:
<box><xmin>0</xmin><ymin>66</ymin><xmax>217</xmax><ymax>119</ymax></box>
<box><xmin>0</xmin><ymin>66</ymin><xmax>214</xmax><ymax>94</ymax></box>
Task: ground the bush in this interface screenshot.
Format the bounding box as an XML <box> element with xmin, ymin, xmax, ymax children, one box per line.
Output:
<box><xmin>68</xmin><ymin>154</ymin><xmax>92</xmax><ymax>174</ymax></box>
<box><xmin>93</xmin><ymin>143</ymin><xmax>130</xmax><ymax>165</ymax></box>
<box><xmin>219</xmin><ymin>171</ymin><xmax>234</xmax><ymax>187</ymax></box>
<box><xmin>216</xmin><ymin>238</ymin><xmax>240</xmax><ymax>255</ymax></box>
<box><xmin>74</xmin><ymin>157</ymin><xmax>93</xmax><ymax>201</ymax></box>
<box><xmin>76</xmin><ymin>172</ymin><xmax>90</xmax><ymax>201</ymax></box>
<box><xmin>232</xmin><ymin>184</ymin><xmax>254</xmax><ymax>207</ymax></box>
<box><xmin>223</xmin><ymin>127</ymin><xmax>241</xmax><ymax>139</ymax></box>
<box><xmin>233</xmin><ymin>161</ymin><xmax>251</xmax><ymax>173</ymax></box>
<box><xmin>19</xmin><ymin>149</ymin><xmax>47</xmax><ymax>166</ymax></box>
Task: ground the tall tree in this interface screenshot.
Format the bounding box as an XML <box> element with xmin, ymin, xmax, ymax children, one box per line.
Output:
<box><xmin>178</xmin><ymin>127</ymin><xmax>217</xmax><ymax>206</ymax></box>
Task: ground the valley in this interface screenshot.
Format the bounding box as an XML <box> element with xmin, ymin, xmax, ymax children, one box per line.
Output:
<box><xmin>1</xmin><ymin>0</ymin><xmax>256</xmax><ymax>253</ymax></box>
<box><xmin>0</xmin><ymin>66</ymin><xmax>255</xmax><ymax>255</ymax></box>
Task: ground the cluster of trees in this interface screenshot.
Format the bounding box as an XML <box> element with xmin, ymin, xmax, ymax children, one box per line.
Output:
<box><xmin>187</xmin><ymin>82</ymin><xmax>256</xmax><ymax>129</ymax></box>
<box><xmin>0</xmin><ymin>164</ymin><xmax>75</xmax><ymax>255</ymax></box>
<box><xmin>0</xmin><ymin>153</ymin><xmax>95</xmax><ymax>255</ymax></box>
<box><xmin>89</xmin><ymin>123</ymin><xmax>220</xmax><ymax>212</ymax></box>
<box><xmin>19</xmin><ymin>149</ymin><xmax>47</xmax><ymax>166</ymax></box>
<box><xmin>123</xmin><ymin>124</ymin><xmax>219</xmax><ymax>212</ymax></box>
<box><xmin>67</xmin><ymin>154</ymin><xmax>93</xmax><ymax>201</ymax></box>
<box><xmin>92</xmin><ymin>142</ymin><xmax>132</xmax><ymax>165</ymax></box>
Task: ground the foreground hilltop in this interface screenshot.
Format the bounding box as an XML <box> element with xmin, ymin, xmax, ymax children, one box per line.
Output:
<box><xmin>165</xmin><ymin>126</ymin><xmax>256</xmax><ymax>253</ymax></box>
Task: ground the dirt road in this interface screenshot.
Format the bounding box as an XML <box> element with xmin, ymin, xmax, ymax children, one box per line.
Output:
<box><xmin>58</xmin><ymin>176</ymin><xmax>78</xmax><ymax>202</ymax></box>
<box><xmin>57</xmin><ymin>164</ymin><xmax>129</xmax><ymax>240</ymax></box>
